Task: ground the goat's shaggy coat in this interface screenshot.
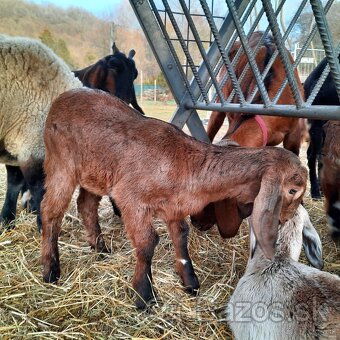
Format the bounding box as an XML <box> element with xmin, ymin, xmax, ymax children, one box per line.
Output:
<box><xmin>0</xmin><ymin>36</ymin><xmax>142</xmax><ymax>228</ymax></box>
<box><xmin>0</xmin><ymin>35</ymin><xmax>81</xmax><ymax>228</ymax></box>
<box><xmin>42</xmin><ymin>88</ymin><xmax>307</xmax><ymax>308</ymax></box>
<box><xmin>0</xmin><ymin>35</ymin><xmax>81</xmax><ymax>163</ymax></box>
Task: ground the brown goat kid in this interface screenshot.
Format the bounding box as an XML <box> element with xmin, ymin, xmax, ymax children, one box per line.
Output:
<box><xmin>320</xmin><ymin>120</ymin><xmax>340</xmax><ymax>241</ymax></box>
<box><xmin>41</xmin><ymin>88</ymin><xmax>307</xmax><ymax>309</ymax></box>
<box><xmin>193</xmin><ymin>31</ymin><xmax>306</xmax><ymax>234</ymax></box>
<box><xmin>207</xmin><ymin>31</ymin><xmax>305</xmax><ymax>155</ymax></box>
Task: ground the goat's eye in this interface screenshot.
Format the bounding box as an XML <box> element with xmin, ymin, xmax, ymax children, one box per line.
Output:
<box><xmin>289</xmin><ymin>189</ymin><xmax>297</xmax><ymax>195</ymax></box>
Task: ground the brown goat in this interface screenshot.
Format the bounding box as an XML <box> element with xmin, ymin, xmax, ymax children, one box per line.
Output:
<box><xmin>207</xmin><ymin>31</ymin><xmax>305</xmax><ymax>156</ymax></box>
<box><xmin>193</xmin><ymin>31</ymin><xmax>306</xmax><ymax>233</ymax></box>
<box><xmin>41</xmin><ymin>88</ymin><xmax>307</xmax><ymax>309</ymax></box>
<box><xmin>320</xmin><ymin>120</ymin><xmax>340</xmax><ymax>241</ymax></box>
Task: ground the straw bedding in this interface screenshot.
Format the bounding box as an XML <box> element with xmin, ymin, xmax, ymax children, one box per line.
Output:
<box><xmin>0</xmin><ymin>144</ymin><xmax>339</xmax><ymax>339</ymax></box>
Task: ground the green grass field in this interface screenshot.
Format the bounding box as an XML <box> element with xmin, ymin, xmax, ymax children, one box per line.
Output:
<box><xmin>140</xmin><ymin>100</ymin><xmax>208</xmax><ymax>123</ymax></box>
<box><xmin>139</xmin><ymin>100</ymin><xmax>177</xmax><ymax>121</ymax></box>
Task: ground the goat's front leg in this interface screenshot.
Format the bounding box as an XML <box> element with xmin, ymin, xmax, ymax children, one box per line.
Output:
<box><xmin>206</xmin><ymin>111</ymin><xmax>225</xmax><ymax>142</ymax></box>
<box><xmin>307</xmin><ymin>128</ymin><xmax>323</xmax><ymax>199</ymax></box>
<box><xmin>168</xmin><ymin>220</ymin><xmax>199</xmax><ymax>294</ymax></box>
<box><xmin>20</xmin><ymin>159</ymin><xmax>45</xmax><ymax>232</ymax></box>
<box><xmin>77</xmin><ymin>187</ymin><xmax>110</xmax><ymax>253</ymax></box>
<box><xmin>124</xmin><ymin>210</ymin><xmax>159</xmax><ymax>309</ymax></box>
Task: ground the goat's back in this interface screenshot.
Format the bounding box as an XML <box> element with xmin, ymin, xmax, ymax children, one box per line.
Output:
<box><xmin>45</xmin><ymin>88</ymin><xmax>209</xmax><ymax>198</ymax></box>
<box><xmin>45</xmin><ymin>88</ymin><xmax>306</xmax><ymax>217</ymax></box>
<box><xmin>304</xmin><ymin>56</ymin><xmax>340</xmax><ymax>106</ymax></box>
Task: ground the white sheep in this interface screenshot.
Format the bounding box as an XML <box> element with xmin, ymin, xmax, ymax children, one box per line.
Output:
<box><xmin>0</xmin><ymin>34</ymin><xmax>82</xmax><ymax>229</ymax></box>
<box><xmin>227</xmin><ymin>205</ymin><xmax>340</xmax><ymax>339</ymax></box>
<box><xmin>0</xmin><ymin>36</ymin><xmax>144</xmax><ymax>229</ymax></box>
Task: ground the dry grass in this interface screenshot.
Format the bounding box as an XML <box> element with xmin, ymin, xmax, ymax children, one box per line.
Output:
<box><xmin>0</xmin><ymin>143</ymin><xmax>339</xmax><ymax>339</ymax></box>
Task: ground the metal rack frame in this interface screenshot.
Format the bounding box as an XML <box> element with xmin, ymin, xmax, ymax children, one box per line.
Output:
<box><xmin>130</xmin><ymin>0</ymin><xmax>340</xmax><ymax>141</ymax></box>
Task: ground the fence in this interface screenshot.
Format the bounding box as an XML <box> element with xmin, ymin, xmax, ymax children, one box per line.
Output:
<box><xmin>129</xmin><ymin>0</ymin><xmax>340</xmax><ymax>141</ymax></box>
<box><xmin>293</xmin><ymin>45</ymin><xmax>326</xmax><ymax>82</ymax></box>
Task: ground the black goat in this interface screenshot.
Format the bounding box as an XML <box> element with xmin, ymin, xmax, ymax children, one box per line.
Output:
<box><xmin>304</xmin><ymin>56</ymin><xmax>339</xmax><ymax>199</ymax></box>
<box><xmin>74</xmin><ymin>43</ymin><xmax>144</xmax><ymax>115</ymax></box>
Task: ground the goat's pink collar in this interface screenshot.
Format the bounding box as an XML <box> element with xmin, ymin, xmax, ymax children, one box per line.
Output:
<box><xmin>254</xmin><ymin>115</ymin><xmax>268</xmax><ymax>147</ymax></box>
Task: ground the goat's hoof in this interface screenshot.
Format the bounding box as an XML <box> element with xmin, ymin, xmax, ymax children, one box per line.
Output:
<box><xmin>311</xmin><ymin>190</ymin><xmax>322</xmax><ymax>200</ymax></box>
<box><xmin>43</xmin><ymin>270</ymin><xmax>60</xmax><ymax>284</ymax></box>
<box><xmin>133</xmin><ymin>283</ymin><xmax>157</xmax><ymax>310</ymax></box>
<box><xmin>184</xmin><ymin>285</ymin><xmax>200</xmax><ymax>296</ymax></box>
<box><xmin>96</xmin><ymin>244</ymin><xmax>111</xmax><ymax>254</ymax></box>
<box><xmin>183</xmin><ymin>275</ymin><xmax>200</xmax><ymax>296</ymax></box>
<box><xmin>135</xmin><ymin>296</ymin><xmax>157</xmax><ymax>310</ymax></box>
<box><xmin>311</xmin><ymin>195</ymin><xmax>322</xmax><ymax>200</ymax></box>
<box><xmin>43</xmin><ymin>262</ymin><xmax>60</xmax><ymax>283</ymax></box>
<box><xmin>0</xmin><ymin>216</ymin><xmax>16</xmax><ymax>230</ymax></box>
<box><xmin>37</xmin><ymin>219</ymin><xmax>42</xmax><ymax>234</ymax></box>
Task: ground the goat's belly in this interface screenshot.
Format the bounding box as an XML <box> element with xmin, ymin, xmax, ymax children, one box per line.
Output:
<box><xmin>78</xmin><ymin>178</ymin><xmax>111</xmax><ymax>197</ymax></box>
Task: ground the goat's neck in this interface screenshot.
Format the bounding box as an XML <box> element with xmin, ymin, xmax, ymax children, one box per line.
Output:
<box><xmin>193</xmin><ymin>147</ymin><xmax>264</xmax><ymax>203</ymax></box>
<box><xmin>247</xmin><ymin>220</ymin><xmax>303</xmax><ymax>272</ymax></box>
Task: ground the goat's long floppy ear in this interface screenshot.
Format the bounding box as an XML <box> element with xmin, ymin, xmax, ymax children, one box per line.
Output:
<box><xmin>248</xmin><ymin>218</ymin><xmax>258</xmax><ymax>259</ymax></box>
<box><xmin>73</xmin><ymin>63</ymin><xmax>94</xmax><ymax>83</ymax></box>
<box><xmin>190</xmin><ymin>203</ymin><xmax>216</xmax><ymax>231</ymax></box>
<box><xmin>215</xmin><ymin>198</ymin><xmax>242</xmax><ymax>238</ymax></box>
<box><xmin>128</xmin><ymin>49</ymin><xmax>136</xmax><ymax>59</ymax></box>
<box><xmin>301</xmin><ymin>207</ymin><xmax>324</xmax><ymax>269</ymax></box>
<box><xmin>252</xmin><ymin>174</ymin><xmax>283</xmax><ymax>259</ymax></box>
<box><xmin>81</xmin><ymin>63</ymin><xmax>106</xmax><ymax>89</ymax></box>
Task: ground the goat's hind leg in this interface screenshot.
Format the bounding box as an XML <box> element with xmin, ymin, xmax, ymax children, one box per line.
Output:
<box><xmin>124</xmin><ymin>210</ymin><xmax>159</xmax><ymax>309</ymax></box>
<box><xmin>206</xmin><ymin>111</ymin><xmax>226</xmax><ymax>142</ymax></box>
<box><xmin>20</xmin><ymin>160</ymin><xmax>45</xmax><ymax>232</ymax></box>
<box><xmin>168</xmin><ymin>220</ymin><xmax>199</xmax><ymax>295</ymax></box>
<box><xmin>322</xmin><ymin>183</ymin><xmax>340</xmax><ymax>241</ymax></box>
<box><xmin>41</xmin><ymin>173</ymin><xmax>75</xmax><ymax>283</ymax></box>
<box><xmin>307</xmin><ymin>129</ymin><xmax>323</xmax><ymax>199</ymax></box>
<box><xmin>77</xmin><ymin>187</ymin><xmax>110</xmax><ymax>253</ymax></box>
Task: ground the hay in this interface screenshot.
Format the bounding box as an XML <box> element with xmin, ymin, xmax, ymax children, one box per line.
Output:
<box><xmin>0</xmin><ymin>144</ymin><xmax>339</xmax><ymax>339</ymax></box>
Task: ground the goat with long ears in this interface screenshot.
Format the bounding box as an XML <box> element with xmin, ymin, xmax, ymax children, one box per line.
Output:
<box><xmin>227</xmin><ymin>205</ymin><xmax>340</xmax><ymax>339</ymax></box>
<box><xmin>41</xmin><ymin>88</ymin><xmax>307</xmax><ymax>308</ymax></box>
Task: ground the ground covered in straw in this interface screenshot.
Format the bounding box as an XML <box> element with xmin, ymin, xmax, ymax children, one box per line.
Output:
<box><xmin>0</xmin><ymin>144</ymin><xmax>339</xmax><ymax>339</ymax></box>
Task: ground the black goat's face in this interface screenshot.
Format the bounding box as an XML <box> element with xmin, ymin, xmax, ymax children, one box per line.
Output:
<box><xmin>76</xmin><ymin>50</ymin><xmax>139</xmax><ymax>105</ymax></box>
<box><xmin>105</xmin><ymin>52</ymin><xmax>138</xmax><ymax>103</ymax></box>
